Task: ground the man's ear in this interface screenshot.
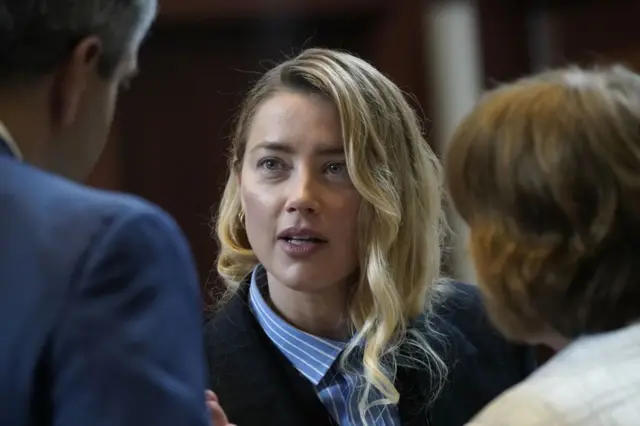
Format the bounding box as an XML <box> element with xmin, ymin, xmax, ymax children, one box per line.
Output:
<box><xmin>51</xmin><ymin>36</ymin><xmax>102</xmax><ymax>127</ymax></box>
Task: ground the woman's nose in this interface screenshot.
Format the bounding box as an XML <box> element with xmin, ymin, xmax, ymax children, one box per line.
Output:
<box><xmin>284</xmin><ymin>172</ymin><xmax>321</xmax><ymax>214</ymax></box>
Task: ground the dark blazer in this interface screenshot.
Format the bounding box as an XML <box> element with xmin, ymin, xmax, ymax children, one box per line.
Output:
<box><xmin>0</xmin><ymin>141</ymin><xmax>210</xmax><ymax>426</ymax></box>
<box><xmin>204</xmin><ymin>279</ymin><xmax>536</xmax><ymax>426</ymax></box>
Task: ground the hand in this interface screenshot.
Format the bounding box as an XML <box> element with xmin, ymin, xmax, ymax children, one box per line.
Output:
<box><xmin>206</xmin><ymin>390</ymin><xmax>236</xmax><ymax>426</ymax></box>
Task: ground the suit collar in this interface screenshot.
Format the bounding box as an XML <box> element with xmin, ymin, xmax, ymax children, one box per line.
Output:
<box><xmin>0</xmin><ymin>139</ymin><xmax>13</xmax><ymax>157</ymax></box>
<box><xmin>0</xmin><ymin>122</ymin><xmax>23</xmax><ymax>160</ymax></box>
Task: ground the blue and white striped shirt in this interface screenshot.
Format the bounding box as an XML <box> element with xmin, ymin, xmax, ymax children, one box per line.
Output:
<box><xmin>249</xmin><ymin>265</ymin><xmax>400</xmax><ymax>425</ymax></box>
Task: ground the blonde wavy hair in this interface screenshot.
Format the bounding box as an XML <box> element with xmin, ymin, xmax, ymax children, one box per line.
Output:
<box><xmin>445</xmin><ymin>64</ymin><xmax>640</xmax><ymax>342</ymax></box>
<box><xmin>216</xmin><ymin>48</ymin><xmax>447</xmax><ymax>419</ymax></box>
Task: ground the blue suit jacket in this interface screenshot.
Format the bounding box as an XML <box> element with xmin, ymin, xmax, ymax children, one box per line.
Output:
<box><xmin>0</xmin><ymin>141</ymin><xmax>210</xmax><ymax>426</ymax></box>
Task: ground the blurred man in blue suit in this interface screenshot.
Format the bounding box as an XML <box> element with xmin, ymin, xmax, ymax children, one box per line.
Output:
<box><xmin>0</xmin><ymin>1</ymin><xmax>211</xmax><ymax>425</ymax></box>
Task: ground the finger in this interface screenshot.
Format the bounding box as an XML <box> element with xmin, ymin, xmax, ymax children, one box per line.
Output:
<box><xmin>205</xmin><ymin>390</ymin><xmax>218</xmax><ymax>402</ymax></box>
<box><xmin>207</xmin><ymin>401</ymin><xmax>229</xmax><ymax>424</ymax></box>
<box><xmin>206</xmin><ymin>400</ymin><xmax>220</xmax><ymax>412</ymax></box>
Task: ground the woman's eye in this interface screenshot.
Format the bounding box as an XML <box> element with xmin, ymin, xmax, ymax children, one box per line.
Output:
<box><xmin>326</xmin><ymin>162</ymin><xmax>347</xmax><ymax>175</ymax></box>
<box><xmin>258</xmin><ymin>158</ymin><xmax>282</xmax><ymax>171</ymax></box>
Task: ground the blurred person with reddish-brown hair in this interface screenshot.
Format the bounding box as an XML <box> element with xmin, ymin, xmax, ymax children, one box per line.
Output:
<box><xmin>445</xmin><ymin>65</ymin><xmax>640</xmax><ymax>426</ymax></box>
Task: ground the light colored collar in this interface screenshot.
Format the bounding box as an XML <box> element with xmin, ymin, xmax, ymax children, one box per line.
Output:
<box><xmin>0</xmin><ymin>121</ymin><xmax>23</xmax><ymax>160</ymax></box>
<box><xmin>536</xmin><ymin>322</ymin><xmax>640</xmax><ymax>378</ymax></box>
<box><xmin>248</xmin><ymin>265</ymin><xmax>346</xmax><ymax>385</ymax></box>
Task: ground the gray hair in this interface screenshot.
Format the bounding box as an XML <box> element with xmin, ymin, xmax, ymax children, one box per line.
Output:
<box><xmin>0</xmin><ymin>0</ymin><xmax>157</xmax><ymax>81</ymax></box>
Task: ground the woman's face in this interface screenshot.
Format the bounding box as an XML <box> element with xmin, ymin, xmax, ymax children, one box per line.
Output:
<box><xmin>239</xmin><ymin>91</ymin><xmax>361</xmax><ymax>294</ymax></box>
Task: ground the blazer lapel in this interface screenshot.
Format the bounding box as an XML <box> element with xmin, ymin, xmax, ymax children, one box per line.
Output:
<box><xmin>204</xmin><ymin>282</ymin><xmax>334</xmax><ymax>426</ymax></box>
<box><xmin>0</xmin><ymin>138</ymin><xmax>14</xmax><ymax>158</ymax></box>
<box><xmin>0</xmin><ymin>122</ymin><xmax>23</xmax><ymax>160</ymax></box>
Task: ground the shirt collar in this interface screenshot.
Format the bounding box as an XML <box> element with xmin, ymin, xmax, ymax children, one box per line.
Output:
<box><xmin>248</xmin><ymin>265</ymin><xmax>346</xmax><ymax>385</ymax></box>
<box><xmin>546</xmin><ymin>321</ymin><xmax>640</xmax><ymax>369</ymax></box>
<box><xmin>0</xmin><ymin>121</ymin><xmax>23</xmax><ymax>160</ymax></box>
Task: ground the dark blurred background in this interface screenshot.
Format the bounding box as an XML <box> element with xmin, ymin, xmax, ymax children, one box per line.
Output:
<box><xmin>85</xmin><ymin>0</ymin><xmax>640</xmax><ymax>298</ymax></box>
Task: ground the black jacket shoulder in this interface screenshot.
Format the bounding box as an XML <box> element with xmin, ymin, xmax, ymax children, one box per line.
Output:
<box><xmin>411</xmin><ymin>282</ymin><xmax>537</xmax><ymax>425</ymax></box>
